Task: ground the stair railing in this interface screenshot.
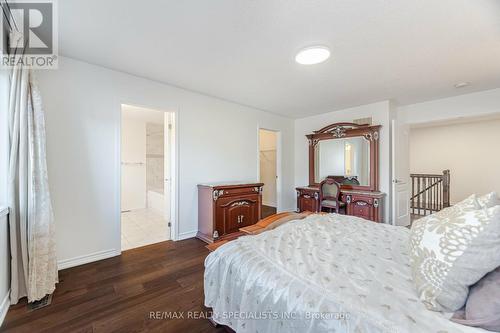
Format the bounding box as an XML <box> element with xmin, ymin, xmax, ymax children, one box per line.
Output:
<box><xmin>410</xmin><ymin>170</ymin><xmax>450</xmax><ymax>216</ymax></box>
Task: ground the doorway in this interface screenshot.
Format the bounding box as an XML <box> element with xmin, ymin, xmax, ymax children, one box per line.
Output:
<box><xmin>259</xmin><ymin>129</ymin><xmax>279</xmax><ymax>218</ymax></box>
<box><xmin>120</xmin><ymin>104</ymin><xmax>174</xmax><ymax>250</ymax></box>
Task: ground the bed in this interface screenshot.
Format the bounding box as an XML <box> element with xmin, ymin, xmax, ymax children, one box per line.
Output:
<box><xmin>204</xmin><ymin>213</ymin><xmax>486</xmax><ymax>333</ymax></box>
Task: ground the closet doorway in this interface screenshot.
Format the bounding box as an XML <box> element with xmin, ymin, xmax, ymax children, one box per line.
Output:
<box><xmin>258</xmin><ymin>129</ymin><xmax>279</xmax><ymax>218</ymax></box>
<box><xmin>120</xmin><ymin>105</ymin><xmax>175</xmax><ymax>250</ymax></box>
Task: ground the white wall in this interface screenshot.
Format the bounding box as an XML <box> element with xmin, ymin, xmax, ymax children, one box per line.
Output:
<box><xmin>121</xmin><ymin>115</ymin><xmax>147</xmax><ymax>211</ymax></box>
<box><xmin>410</xmin><ymin>118</ymin><xmax>500</xmax><ymax>204</ymax></box>
<box><xmin>294</xmin><ymin>101</ymin><xmax>392</xmax><ymax>222</ymax></box>
<box><xmin>36</xmin><ymin>56</ymin><xmax>295</xmax><ymax>267</ymax></box>
<box><xmin>145</xmin><ymin>123</ymin><xmax>164</xmax><ymax>192</ymax></box>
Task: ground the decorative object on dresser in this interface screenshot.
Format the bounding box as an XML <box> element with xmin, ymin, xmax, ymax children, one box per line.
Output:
<box><xmin>296</xmin><ymin>122</ymin><xmax>385</xmax><ymax>222</ymax></box>
<box><xmin>197</xmin><ymin>182</ymin><xmax>263</xmax><ymax>243</ymax></box>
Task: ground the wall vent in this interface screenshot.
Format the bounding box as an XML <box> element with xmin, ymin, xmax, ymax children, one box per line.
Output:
<box><xmin>353</xmin><ymin>117</ymin><xmax>372</xmax><ymax>125</ymax></box>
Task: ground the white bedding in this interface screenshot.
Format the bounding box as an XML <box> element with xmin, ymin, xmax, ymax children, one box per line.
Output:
<box><xmin>204</xmin><ymin>213</ymin><xmax>486</xmax><ymax>333</ymax></box>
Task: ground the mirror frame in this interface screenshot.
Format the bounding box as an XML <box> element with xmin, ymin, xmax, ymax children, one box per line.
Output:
<box><xmin>307</xmin><ymin>122</ymin><xmax>381</xmax><ymax>191</ymax></box>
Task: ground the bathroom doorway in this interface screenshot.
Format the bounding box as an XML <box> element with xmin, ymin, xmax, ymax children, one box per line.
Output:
<box><xmin>120</xmin><ymin>104</ymin><xmax>175</xmax><ymax>250</ymax></box>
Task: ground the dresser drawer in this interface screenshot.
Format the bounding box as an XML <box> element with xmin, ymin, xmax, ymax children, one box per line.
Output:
<box><xmin>298</xmin><ymin>195</ymin><xmax>318</xmax><ymax>212</ymax></box>
<box><xmin>352</xmin><ymin>200</ymin><xmax>373</xmax><ymax>221</ymax></box>
<box><xmin>214</xmin><ymin>186</ymin><xmax>261</xmax><ymax>199</ymax></box>
<box><xmin>216</xmin><ymin>196</ymin><xmax>259</xmax><ymax>235</ymax></box>
<box><xmin>345</xmin><ymin>193</ymin><xmax>382</xmax><ymax>222</ymax></box>
<box><xmin>296</xmin><ymin>187</ymin><xmax>320</xmax><ymax>213</ymax></box>
<box><xmin>349</xmin><ymin>194</ymin><xmax>373</xmax><ymax>205</ymax></box>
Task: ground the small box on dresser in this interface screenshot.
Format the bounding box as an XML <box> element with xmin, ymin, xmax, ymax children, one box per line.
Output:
<box><xmin>197</xmin><ymin>182</ymin><xmax>263</xmax><ymax>243</ymax></box>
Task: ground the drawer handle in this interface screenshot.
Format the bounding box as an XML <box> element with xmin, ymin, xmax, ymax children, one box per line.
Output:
<box><xmin>356</xmin><ymin>201</ymin><xmax>368</xmax><ymax>206</ymax></box>
<box><xmin>237</xmin><ymin>215</ymin><xmax>245</xmax><ymax>224</ymax></box>
<box><xmin>303</xmin><ymin>195</ymin><xmax>311</xmax><ymax>199</ymax></box>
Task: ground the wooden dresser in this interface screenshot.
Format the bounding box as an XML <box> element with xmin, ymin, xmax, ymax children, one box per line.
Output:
<box><xmin>197</xmin><ymin>182</ymin><xmax>263</xmax><ymax>243</ymax></box>
<box><xmin>296</xmin><ymin>187</ymin><xmax>385</xmax><ymax>222</ymax></box>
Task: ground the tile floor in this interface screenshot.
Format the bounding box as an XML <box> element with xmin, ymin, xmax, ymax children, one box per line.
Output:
<box><xmin>121</xmin><ymin>208</ymin><xmax>170</xmax><ymax>251</ymax></box>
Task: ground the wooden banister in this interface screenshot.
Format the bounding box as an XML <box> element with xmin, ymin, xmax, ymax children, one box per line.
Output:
<box><xmin>410</xmin><ymin>170</ymin><xmax>450</xmax><ymax>216</ymax></box>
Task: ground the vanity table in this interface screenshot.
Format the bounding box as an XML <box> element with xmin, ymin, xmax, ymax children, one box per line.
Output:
<box><xmin>296</xmin><ymin>122</ymin><xmax>385</xmax><ymax>222</ymax></box>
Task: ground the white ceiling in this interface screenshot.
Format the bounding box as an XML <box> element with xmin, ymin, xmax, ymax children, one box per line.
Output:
<box><xmin>59</xmin><ymin>0</ymin><xmax>500</xmax><ymax>118</ymax></box>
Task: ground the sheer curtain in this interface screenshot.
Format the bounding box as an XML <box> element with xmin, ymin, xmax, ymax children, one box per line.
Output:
<box><xmin>4</xmin><ymin>3</ymin><xmax>58</xmax><ymax>304</ymax></box>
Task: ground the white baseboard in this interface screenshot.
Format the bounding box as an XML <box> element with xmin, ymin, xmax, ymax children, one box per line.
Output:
<box><xmin>280</xmin><ymin>207</ymin><xmax>297</xmax><ymax>213</ymax></box>
<box><xmin>57</xmin><ymin>249</ymin><xmax>121</xmax><ymax>270</ymax></box>
<box><xmin>177</xmin><ymin>230</ymin><xmax>198</xmax><ymax>240</ymax></box>
<box><xmin>0</xmin><ymin>290</ymin><xmax>10</xmax><ymax>327</ymax></box>
<box><xmin>262</xmin><ymin>201</ymin><xmax>277</xmax><ymax>207</ymax></box>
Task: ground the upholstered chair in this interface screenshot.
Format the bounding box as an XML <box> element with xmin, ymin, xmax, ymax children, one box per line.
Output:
<box><xmin>319</xmin><ymin>178</ymin><xmax>346</xmax><ymax>214</ymax></box>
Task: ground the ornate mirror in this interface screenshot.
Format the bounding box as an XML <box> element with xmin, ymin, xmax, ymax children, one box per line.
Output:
<box><xmin>307</xmin><ymin>123</ymin><xmax>380</xmax><ymax>191</ymax></box>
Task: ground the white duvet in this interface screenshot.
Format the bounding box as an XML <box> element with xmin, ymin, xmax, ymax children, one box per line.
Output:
<box><xmin>204</xmin><ymin>213</ymin><xmax>485</xmax><ymax>333</ymax></box>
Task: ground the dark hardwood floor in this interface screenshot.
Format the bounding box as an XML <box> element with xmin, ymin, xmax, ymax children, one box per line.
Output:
<box><xmin>262</xmin><ymin>205</ymin><xmax>277</xmax><ymax>219</ymax></box>
<box><xmin>1</xmin><ymin>239</ymin><xmax>225</xmax><ymax>333</ymax></box>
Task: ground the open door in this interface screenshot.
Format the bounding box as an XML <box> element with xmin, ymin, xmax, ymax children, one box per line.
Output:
<box><xmin>391</xmin><ymin>119</ymin><xmax>411</xmax><ymax>226</ymax></box>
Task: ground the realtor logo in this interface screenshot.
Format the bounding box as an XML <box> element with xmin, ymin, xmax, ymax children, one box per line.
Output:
<box><xmin>1</xmin><ymin>0</ymin><xmax>58</xmax><ymax>68</ymax></box>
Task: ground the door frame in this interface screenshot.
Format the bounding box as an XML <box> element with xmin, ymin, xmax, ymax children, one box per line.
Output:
<box><xmin>117</xmin><ymin>103</ymin><xmax>180</xmax><ymax>253</ymax></box>
<box><xmin>257</xmin><ymin>127</ymin><xmax>282</xmax><ymax>212</ymax></box>
<box><xmin>163</xmin><ymin>112</ymin><xmax>174</xmax><ymax>234</ymax></box>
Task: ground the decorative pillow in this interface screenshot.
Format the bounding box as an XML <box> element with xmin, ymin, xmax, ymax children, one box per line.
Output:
<box><xmin>451</xmin><ymin>267</ymin><xmax>500</xmax><ymax>331</ymax></box>
<box><xmin>442</xmin><ymin>194</ymin><xmax>481</xmax><ymax>213</ymax></box>
<box><xmin>477</xmin><ymin>192</ymin><xmax>500</xmax><ymax>209</ymax></box>
<box><xmin>410</xmin><ymin>204</ymin><xmax>500</xmax><ymax>312</ymax></box>
<box><xmin>409</xmin><ymin>195</ymin><xmax>480</xmax><ymax>255</ymax></box>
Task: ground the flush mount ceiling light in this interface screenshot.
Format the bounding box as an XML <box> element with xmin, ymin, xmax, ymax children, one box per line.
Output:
<box><xmin>295</xmin><ymin>46</ymin><xmax>331</xmax><ymax>65</ymax></box>
<box><xmin>454</xmin><ymin>82</ymin><xmax>470</xmax><ymax>88</ymax></box>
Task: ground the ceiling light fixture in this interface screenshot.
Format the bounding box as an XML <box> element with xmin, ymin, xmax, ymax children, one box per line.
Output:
<box><xmin>454</xmin><ymin>82</ymin><xmax>470</xmax><ymax>89</ymax></box>
<box><xmin>295</xmin><ymin>46</ymin><xmax>331</xmax><ymax>65</ymax></box>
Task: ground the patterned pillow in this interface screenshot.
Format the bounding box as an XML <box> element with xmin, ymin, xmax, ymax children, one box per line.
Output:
<box><xmin>409</xmin><ymin>194</ymin><xmax>481</xmax><ymax>252</ymax></box>
<box><xmin>477</xmin><ymin>192</ymin><xmax>500</xmax><ymax>209</ymax></box>
<box><xmin>441</xmin><ymin>194</ymin><xmax>481</xmax><ymax>213</ymax></box>
<box><xmin>409</xmin><ymin>195</ymin><xmax>480</xmax><ymax>254</ymax></box>
<box><xmin>409</xmin><ymin>204</ymin><xmax>500</xmax><ymax>312</ymax></box>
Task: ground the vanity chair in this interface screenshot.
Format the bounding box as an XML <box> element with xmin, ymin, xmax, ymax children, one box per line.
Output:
<box><xmin>319</xmin><ymin>178</ymin><xmax>345</xmax><ymax>214</ymax></box>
